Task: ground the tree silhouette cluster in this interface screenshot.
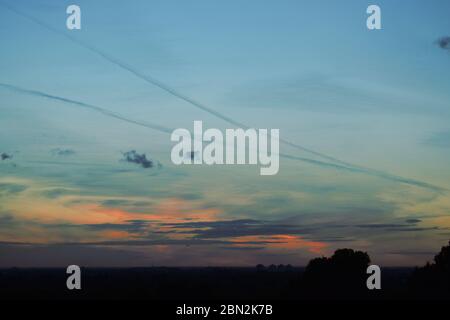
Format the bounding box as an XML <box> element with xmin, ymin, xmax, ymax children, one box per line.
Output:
<box><xmin>300</xmin><ymin>248</ymin><xmax>371</xmax><ymax>299</ymax></box>
<box><xmin>409</xmin><ymin>241</ymin><xmax>450</xmax><ymax>298</ymax></box>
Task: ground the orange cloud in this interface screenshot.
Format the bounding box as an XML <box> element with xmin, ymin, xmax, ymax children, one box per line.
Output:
<box><xmin>230</xmin><ymin>234</ymin><xmax>327</xmax><ymax>254</ymax></box>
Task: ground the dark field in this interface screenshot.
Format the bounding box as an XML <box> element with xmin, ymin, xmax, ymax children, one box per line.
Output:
<box><xmin>0</xmin><ymin>267</ymin><xmax>415</xmax><ymax>300</ymax></box>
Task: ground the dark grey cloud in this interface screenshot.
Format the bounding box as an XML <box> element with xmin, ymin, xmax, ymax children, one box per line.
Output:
<box><xmin>161</xmin><ymin>216</ymin><xmax>441</xmax><ymax>242</ymax></box>
<box><xmin>163</xmin><ymin>219</ymin><xmax>313</xmax><ymax>239</ymax></box>
<box><xmin>85</xmin><ymin>220</ymin><xmax>150</xmax><ymax>233</ymax></box>
<box><xmin>405</xmin><ymin>218</ymin><xmax>422</xmax><ymax>224</ymax></box>
<box><xmin>160</xmin><ymin>217</ymin><xmax>441</xmax><ymax>241</ymax></box>
<box><xmin>436</xmin><ymin>36</ymin><xmax>450</xmax><ymax>51</ymax></box>
<box><xmin>122</xmin><ymin>150</ymin><xmax>160</xmax><ymax>169</ymax></box>
<box><xmin>1</xmin><ymin>152</ymin><xmax>12</xmax><ymax>160</ymax></box>
<box><xmin>50</xmin><ymin>148</ymin><xmax>75</xmax><ymax>156</ymax></box>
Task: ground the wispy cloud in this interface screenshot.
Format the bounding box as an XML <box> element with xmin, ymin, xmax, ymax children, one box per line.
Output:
<box><xmin>424</xmin><ymin>131</ymin><xmax>450</xmax><ymax>148</ymax></box>
<box><xmin>0</xmin><ymin>183</ymin><xmax>27</xmax><ymax>195</ymax></box>
<box><xmin>50</xmin><ymin>148</ymin><xmax>75</xmax><ymax>156</ymax></box>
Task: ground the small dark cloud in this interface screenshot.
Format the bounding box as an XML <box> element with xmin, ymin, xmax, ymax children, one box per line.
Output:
<box><xmin>122</xmin><ymin>150</ymin><xmax>161</xmax><ymax>169</ymax></box>
<box><xmin>436</xmin><ymin>36</ymin><xmax>450</xmax><ymax>51</ymax></box>
<box><xmin>51</xmin><ymin>148</ymin><xmax>75</xmax><ymax>156</ymax></box>
<box><xmin>1</xmin><ymin>152</ymin><xmax>12</xmax><ymax>160</ymax></box>
<box><xmin>405</xmin><ymin>219</ymin><xmax>422</xmax><ymax>224</ymax></box>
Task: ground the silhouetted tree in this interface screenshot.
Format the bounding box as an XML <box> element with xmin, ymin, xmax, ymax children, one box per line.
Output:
<box><xmin>268</xmin><ymin>264</ymin><xmax>277</xmax><ymax>272</ymax></box>
<box><xmin>409</xmin><ymin>240</ymin><xmax>450</xmax><ymax>298</ymax></box>
<box><xmin>256</xmin><ymin>264</ymin><xmax>266</xmax><ymax>272</ymax></box>
<box><xmin>300</xmin><ymin>248</ymin><xmax>371</xmax><ymax>299</ymax></box>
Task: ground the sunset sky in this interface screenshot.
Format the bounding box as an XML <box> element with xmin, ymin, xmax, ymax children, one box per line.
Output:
<box><xmin>1</xmin><ymin>0</ymin><xmax>450</xmax><ymax>267</ymax></box>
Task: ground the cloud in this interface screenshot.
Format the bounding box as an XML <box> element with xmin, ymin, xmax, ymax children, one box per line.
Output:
<box><xmin>436</xmin><ymin>36</ymin><xmax>450</xmax><ymax>51</ymax></box>
<box><xmin>1</xmin><ymin>152</ymin><xmax>12</xmax><ymax>160</ymax></box>
<box><xmin>0</xmin><ymin>183</ymin><xmax>27</xmax><ymax>195</ymax></box>
<box><xmin>162</xmin><ymin>219</ymin><xmax>313</xmax><ymax>239</ymax></box>
<box><xmin>50</xmin><ymin>148</ymin><xmax>75</xmax><ymax>156</ymax></box>
<box><xmin>219</xmin><ymin>246</ymin><xmax>265</xmax><ymax>251</ymax></box>
<box><xmin>0</xmin><ymin>214</ymin><xmax>15</xmax><ymax>226</ymax></box>
<box><xmin>41</xmin><ymin>188</ymin><xmax>77</xmax><ymax>199</ymax></box>
<box><xmin>405</xmin><ymin>219</ymin><xmax>422</xmax><ymax>224</ymax></box>
<box><xmin>122</xmin><ymin>150</ymin><xmax>160</xmax><ymax>169</ymax></box>
<box><xmin>424</xmin><ymin>131</ymin><xmax>450</xmax><ymax>148</ymax></box>
<box><xmin>355</xmin><ymin>223</ymin><xmax>439</xmax><ymax>232</ymax></box>
<box><xmin>46</xmin><ymin>220</ymin><xmax>150</xmax><ymax>233</ymax></box>
<box><xmin>101</xmin><ymin>199</ymin><xmax>153</xmax><ymax>208</ymax></box>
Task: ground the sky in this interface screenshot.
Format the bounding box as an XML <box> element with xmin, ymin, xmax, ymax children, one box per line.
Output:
<box><xmin>0</xmin><ymin>0</ymin><xmax>450</xmax><ymax>267</ymax></box>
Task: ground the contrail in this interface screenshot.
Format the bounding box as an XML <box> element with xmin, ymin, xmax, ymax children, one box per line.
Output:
<box><xmin>0</xmin><ymin>83</ymin><xmax>445</xmax><ymax>192</ymax></box>
<box><xmin>282</xmin><ymin>154</ymin><xmax>446</xmax><ymax>192</ymax></box>
<box><xmin>0</xmin><ymin>2</ymin><xmax>369</xmax><ymax>171</ymax></box>
<box><xmin>0</xmin><ymin>83</ymin><xmax>173</xmax><ymax>134</ymax></box>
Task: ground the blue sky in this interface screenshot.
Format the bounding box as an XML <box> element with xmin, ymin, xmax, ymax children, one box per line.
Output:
<box><xmin>0</xmin><ymin>0</ymin><xmax>450</xmax><ymax>267</ymax></box>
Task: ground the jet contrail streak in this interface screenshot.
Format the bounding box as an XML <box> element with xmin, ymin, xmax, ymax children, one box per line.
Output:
<box><xmin>0</xmin><ymin>83</ymin><xmax>445</xmax><ymax>192</ymax></box>
<box><xmin>0</xmin><ymin>83</ymin><xmax>173</xmax><ymax>134</ymax></box>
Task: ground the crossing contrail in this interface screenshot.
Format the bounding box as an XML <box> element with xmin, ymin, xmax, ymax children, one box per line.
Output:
<box><xmin>0</xmin><ymin>82</ymin><xmax>445</xmax><ymax>192</ymax></box>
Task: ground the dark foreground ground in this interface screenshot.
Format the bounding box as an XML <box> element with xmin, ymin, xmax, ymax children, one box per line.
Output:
<box><xmin>0</xmin><ymin>267</ymin><xmax>415</xmax><ymax>300</ymax></box>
